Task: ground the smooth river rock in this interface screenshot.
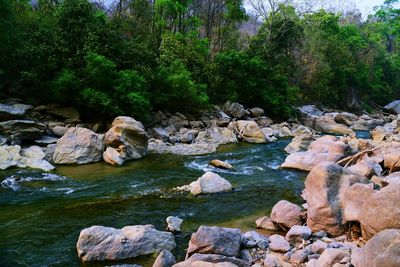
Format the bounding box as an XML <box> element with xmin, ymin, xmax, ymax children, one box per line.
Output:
<box><xmin>53</xmin><ymin>127</ymin><xmax>104</xmax><ymax>164</ymax></box>
<box><xmin>153</xmin><ymin>250</ymin><xmax>176</xmax><ymax>267</ymax></box>
<box><xmin>209</xmin><ymin>159</ymin><xmax>233</xmax><ymax>170</ymax></box>
<box><xmin>270</xmin><ymin>200</ymin><xmax>302</xmax><ymax>230</ymax></box>
<box><xmin>76</xmin><ymin>225</ymin><xmax>176</xmax><ymax>262</ymax></box>
<box><xmin>233</xmin><ymin>120</ymin><xmax>266</xmax><ymax>143</ymax></box>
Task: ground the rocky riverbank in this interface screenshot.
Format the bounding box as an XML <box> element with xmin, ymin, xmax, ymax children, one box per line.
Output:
<box><xmin>2</xmin><ymin>98</ymin><xmax>400</xmax><ymax>266</ymax></box>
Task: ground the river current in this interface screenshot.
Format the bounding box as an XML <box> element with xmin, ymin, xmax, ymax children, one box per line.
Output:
<box><xmin>0</xmin><ymin>140</ymin><xmax>306</xmax><ymax>266</ymax></box>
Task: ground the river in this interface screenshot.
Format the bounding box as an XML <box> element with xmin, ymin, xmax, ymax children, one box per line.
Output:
<box><xmin>0</xmin><ymin>140</ymin><xmax>307</xmax><ymax>266</ymax></box>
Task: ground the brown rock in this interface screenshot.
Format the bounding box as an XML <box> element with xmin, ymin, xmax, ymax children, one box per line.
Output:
<box><xmin>270</xmin><ymin>200</ymin><xmax>302</xmax><ymax>230</ymax></box>
<box><xmin>209</xmin><ymin>159</ymin><xmax>233</xmax><ymax>170</ymax></box>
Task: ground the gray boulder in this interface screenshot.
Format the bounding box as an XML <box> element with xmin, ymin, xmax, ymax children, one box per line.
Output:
<box><xmin>384</xmin><ymin>100</ymin><xmax>400</xmax><ymax>114</ymax></box>
<box><xmin>223</xmin><ymin>102</ymin><xmax>247</xmax><ymax>119</ymax></box>
<box><xmin>76</xmin><ymin>225</ymin><xmax>176</xmax><ymax>262</ymax></box>
<box><xmin>0</xmin><ymin>103</ymin><xmax>32</xmax><ymax>121</ymax></box>
<box><xmin>53</xmin><ymin>127</ymin><xmax>104</xmax><ymax>164</ymax></box>
<box><xmin>0</xmin><ymin>120</ymin><xmax>46</xmax><ymax>140</ymax></box>
<box><xmin>178</xmin><ymin>172</ymin><xmax>232</xmax><ymax>196</ymax></box>
<box><xmin>166</xmin><ymin>216</ymin><xmax>183</xmax><ymax>233</ymax></box>
<box><xmin>186</xmin><ymin>226</ymin><xmax>242</xmax><ymax>258</ymax></box>
<box><xmin>153</xmin><ymin>250</ymin><xmax>176</xmax><ymax>267</ymax></box>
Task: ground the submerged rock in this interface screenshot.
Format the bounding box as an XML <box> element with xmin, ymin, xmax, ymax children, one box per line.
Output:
<box><xmin>178</xmin><ymin>171</ymin><xmax>232</xmax><ymax>196</ymax></box>
<box><xmin>53</xmin><ymin>127</ymin><xmax>104</xmax><ymax>165</ymax></box>
<box><xmin>209</xmin><ymin>159</ymin><xmax>233</xmax><ymax>170</ymax></box>
<box><xmin>76</xmin><ymin>225</ymin><xmax>176</xmax><ymax>262</ymax></box>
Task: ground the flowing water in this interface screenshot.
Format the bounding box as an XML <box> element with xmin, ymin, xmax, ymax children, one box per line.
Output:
<box><xmin>0</xmin><ymin>140</ymin><xmax>307</xmax><ymax>267</ymax></box>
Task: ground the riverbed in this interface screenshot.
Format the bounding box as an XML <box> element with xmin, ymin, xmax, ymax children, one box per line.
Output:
<box><xmin>0</xmin><ymin>140</ymin><xmax>306</xmax><ymax>266</ymax></box>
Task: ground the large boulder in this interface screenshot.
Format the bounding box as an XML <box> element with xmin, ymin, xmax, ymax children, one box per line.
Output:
<box><xmin>53</xmin><ymin>127</ymin><xmax>104</xmax><ymax>165</ymax></box>
<box><xmin>0</xmin><ymin>120</ymin><xmax>46</xmax><ymax>140</ymax></box>
<box><xmin>186</xmin><ymin>226</ymin><xmax>242</xmax><ymax>258</ymax></box>
<box><xmin>342</xmin><ymin>183</ymin><xmax>375</xmax><ymax>222</ymax></box>
<box><xmin>284</xmin><ymin>134</ymin><xmax>315</xmax><ymax>154</ymax></box>
<box><xmin>358</xmin><ymin>182</ymin><xmax>400</xmax><ymax>239</ymax></box>
<box><xmin>223</xmin><ymin>102</ymin><xmax>247</xmax><ymax>119</ymax></box>
<box><xmin>76</xmin><ymin>225</ymin><xmax>176</xmax><ymax>262</ymax></box>
<box><xmin>104</xmin><ymin>116</ymin><xmax>148</xmax><ymax>165</ymax></box>
<box><xmin>304</xmin><ymin>162</ymin><xmax>370</xmax><ymax>236</ymax></box>
<box><xmin>0</xmin><ymin>103</ymin><xmax>32</xmax><ymax>121</ymax></box>
<box><xmin>314</xmin><ymin>116</ymin><xmax>355</xmax><ymax>136</ymax></box>
<box><xmin>195</xmin><ymin>126</ymin><xmax>237</xmax><ymax>146</ymax></box>
<box><xmin>334</xmin><ymin>112</ymin><xmax>358</xmax><ymax>126</ymax></box>
<box><xmin>233</xmin><ymin>121</ymin><xmax>266</xmax><ymax>143</ymax></box>
<box><xmin>0</xmin><ymin>145</ymin><xmax>54</xmax><ymax>171</ymax></box>
<box><xmin>281</xmin><ymin>135</ymin><xmax>350</xmax><ymax>171</ymax></box>
<box><xmin>384</xmin><ymin>100</ymin><xmax>400</xmax><ymax>114</ymax></box>
<box><xmin>351</xmin><ymin>229</ymin><xmax>400</xmax><ymax>267</ymax></box>
<box><xmin>270</xmin><ymin>200</ymin><xmax>302</xmax><ymax>230</ymax></box>
<box><xmin>178</xmin><ymin>172</ymin><xmax>232</xmax><ymax>196</ymax></box>
<box><xmin>297</xmin><ymin>105</ymin><xmax>323</xmax><ymax>128</ymax></box>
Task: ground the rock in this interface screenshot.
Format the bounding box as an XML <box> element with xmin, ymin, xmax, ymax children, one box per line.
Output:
<box><xmin>257</xmin><ymin>116</ymin><xmax>273</xmax><ymax>127</ymax></box>
<box><xmin>304</xmin><ymin>162</ymin><xmax>370</xmax><ymax>236</ymax></box>
<box><xmin>285</xmin><ymin>225</ymin><xmax>312</xmax><ymax>243</ymax></box>
<box><xmin>18</xmin><ymin>146</ymin><xmax>55</xmax><ymax>171</ymax></box>
<box><xmin>186</xmin><ymin>226</ymin><xmax>242</xmax><ymax>258</ymax></box>
<box><xmin>233</xmin><ymin>121</ymin><xmax>266</xmax><ymax>143</ymax></box>
<box><xmin>180</xmin><ymin>172</ymin><xmax>232</xmax><ymax>196</ymax></box>
<box><xmin>281</xmin><ymin>135</ymin><xmax>350</xmax><ymax>171</ymax></box>
<box><xmin>216</xmin><ymin>111</ymin><xmax>231</xmax><ymax>127</ymax></box>
<box><xmin>384</xmin><ymin>100</ymin><xmax>400</xmax><ymax>114</ymax></box>
<box><xmin>297</xmin><ymin>105</ymin><xmax>324</xmax><ymax>128</ymax></box>
<box><xmin>358</xmin><ymin>182</ymin><xmax>400</xmax><ymax>239</ymax></box>
<box><xmin>152</xmin><ymin>127</ymin><xmax>170</xmax><ymax>141</ymax></box>
<box><xmin>47</xmin><ymin>105</ymin><xmax>80</xmax><ymax>122</ymax></box>
<box><xmin>290</xmin><ymin>248</ymin><xmax>310</xmax><ymax>265</ymax></box>
<box><xmin>0</xmin><ymin>103</ymin><xmax>32</xmax><ymax>120</ymax></box>
<box><xmin>342</xmin><ymin>183</ymin><xmax>375</xmax><ymax>222</ymax></box>
<box><xmin>52</xmin><ymin>126</ymin><xmax>68</xmax><ymax>137</ymax></box>
<box><xmin>223</xmin><ymin>102</ymin><xmax>247</xmax><ymax>119</ymax></box>
<box><xmin>316</xmin><ymin>248</ymin><xmax>349</xmax><ymax>267</ymax></box>
<box><xmin>291</xmin><ymin>125</ymin><xmax>313</xmax><ymax>136</ymax></box>
<box><xmin>189</xmin><ymin>121</ymin><xmax>204</xmax><ymax>129</ymax></box>
<box><xmin>44</xmin><ymin>143</ymin><xmax>56</xmax><ymax>163</ymax></box>
<box><xmin>263</xmin><ymin>254</ymin><xmax>282</xmax><ymax>267</ymax></box>
<box><xmin>255</xmin><ymin>216</ymin><xmax>279</xmax><ymax>231</ymax></box>
<box><xmin>0</xmin><ymin>145</ymin><xmax>21</xmax><ymax>170</ymax></box>
<box><xmin>180</xmin><ymin>130</ymin><xmax>198</xmax><ymax>144</ymax></box>
<box><xmin>270</xmin><ymin>200</ymin><xmax>302</xmax><ymax>230</ymax></box>
<box><xmin>334</xmin><ymin>112</ymin><xmax>358</xmax><ymax>126</ymax></box>
<box><xmin>269</xmin><ymin>234</ymin><xmax>290</xmax><ymax>253</ymax></box>
<box><xmin>174</xmin><ymin>253</ymin><xmax>247</xmax><ymax>267</ymax></box>
<box><xmin>0</xmin><ymin>120</ymin><xmax>46</xmax><ymax>140</ymax></box>
<box><xmin>103</xmin><ymin>147</ymin><xmax>125</xmax><ymax>166</ymax></box>
<box><xmin>34</xmin><ymin>135</ymin><xmax>58</xmax><ymax>145</ymax></box>
<box><xmin>284</xmin><ymin>135</ymin><xmax>314</xmax><ymax>154</ymax></box>
<box><xmin>153</xmin><ymin>111</ymin><xmax>168</xmax><ymax>125</ymax></box>
<box><xmin>53</xmin><ymin>127</ymin><xmax>104</xmax><ymax>165</ymax></box>
<box><xmin>153</xmin><ymin>250</ymin><xmax>176</xmax><ymax>267</ymax></box>
<box><xmin>238</xmin><ymin>250</ymin><xmax>252</xmax><ymax>264</ymax></box>
<box><xmin>242</xmin><ymin>231</ymin><xmax>269</xmax><ymax>249</ymax></box>
<box><xmin>76</xmin><ymin>225</ymin><xmax>176</xmax><ymax>262</ymax></box>
<box><xmin>195</xmin><ymin>127</ymin><xmax>237</xmax><ymax>146</ymax></box>
<box><xmin>166</xmin><ymin>216</ymin><xmax>183</xmax><ymax>233</ymax></box>
<box><xmin>351</xmin><ymin>229</ymin><xmax>400</xmax><ymax>267</ymax></box>
<box><xmin>249</xmin><ymin>107</ymin><xmax>264</xmax><ymax>117</ymax></box>
<box><xmin>167</xmin><ymin>114</ymin><xmax>189</xmax><ymax>130</ymax></box>
<box><xmin>347</xmin><ymin>158</ymin><xmax>382</xmax><ymax>178</ymax></box>
<box><xmin>314</xmin><ymin>116</ymin><xmax>355</xmax><ymax>136</ymax></box>
<box><xmin>209</xmin><ymin>159</ymin><xmax>233</xmax><ymax>170</ymax></box>
<box><xmin>149</xmin><ymin>142</ymin><xmax>218</xmax><ymax>155</ymax></box>
<box><xmin>310</xmin><ymin>240</ymin><xmax>328</xmax><ymax>254</ymax></box>
<box><xmin>104</xmin><ymin>116</ymin><xmax>148</xmax><ymax>165</ymax></box>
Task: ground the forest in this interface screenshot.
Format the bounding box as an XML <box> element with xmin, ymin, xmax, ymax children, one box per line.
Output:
<box><xmin>0</xmin><ymin>0</ymin><xmax>399</xmax><ymax>121</ymax></box>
